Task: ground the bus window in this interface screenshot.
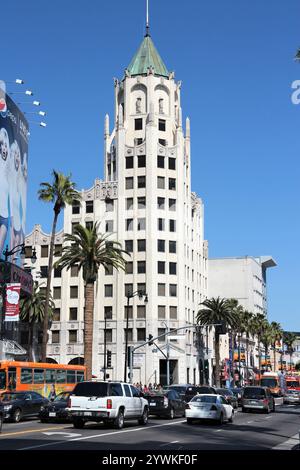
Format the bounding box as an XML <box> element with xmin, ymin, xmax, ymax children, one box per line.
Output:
<box><xmin>21</xmin><ymin>368</ymin><xmax>33</xmax><ymax>384</ymax></box>
<box><xmin>56</xmin><ymin>370</ymin><xmax>66</xmax><ymax>384</ymax></box>
<box><xmin>76</xmin><ymin>371</ymin><xmax>84</xmax><ymax>383</ymax></box>
<box><xmin>67</xmin><ymin>370</ymin><xmax>76</xmax><ymax>384</ymax></box>
<box><xmin>0</xmin><ymin>370</ymin><xmax>6</xmax><ymax>390</ymax></box>
<box><xmin>45</xmin><ymin>369</ymin><xmax>56</xmax><ymax>384</ymax></box>
<box><xmin>34</xmin><ymin>369</ymin><xmax>45</xmax><ymax>384</ymax></box>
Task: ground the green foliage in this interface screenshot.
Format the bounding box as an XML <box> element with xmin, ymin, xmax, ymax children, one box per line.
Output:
<box><xmin>20</xmin><ymin>283</ymin><xmax>54</xmax><ymax>324</ymax></box>
<box><xmin>38</xmin><ymin>170</ymin><xmax>81</xmax><ymax>214</ymax></box>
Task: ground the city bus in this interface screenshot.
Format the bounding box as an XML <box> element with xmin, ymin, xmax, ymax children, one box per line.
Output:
<box><xmin>286</xmin><ymin>375</ymin><xmax>300</xmax><ymax>391</ymax></box>
<box><xmin>260</xmin><ymin>372</ymin><xmax>286</xmax><ymax>396</ymax></box>
<box><xmin>0</xmin><ymin>361</ymin><xmax>86</xmax><ymax>397</ymax></box>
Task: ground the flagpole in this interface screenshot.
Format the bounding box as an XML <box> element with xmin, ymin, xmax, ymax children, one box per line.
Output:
<box><xmin>146</xmin><ymin>0</ymin><xmax>150</xmax><ymax>36</ymax></box>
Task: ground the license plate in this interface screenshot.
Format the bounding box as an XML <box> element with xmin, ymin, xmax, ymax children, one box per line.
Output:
<box><xmin>250</xmin><ymin>401</ymin><xmax>257</xmax><ymax>404</ymax></box>
<box><xmin>150</xmin><ymin>403</ymin><xmax>156</xmax><ymax>406</ymax></box>
<box><xmin>84</xmin><ymin>412</ymin><xmax>92</xmax><ymax>416</ymax></box>
<box><xmin>49</xmin><ymin>412</ymin><xmax>56</xmax><ymax>417</ymax></box>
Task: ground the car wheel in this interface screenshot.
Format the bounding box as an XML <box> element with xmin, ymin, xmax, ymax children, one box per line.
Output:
<box><xmin>40</xmin><ymin>418</ymin><xmax>49</xmax><ymax>423</ymax></box>
<box><xmin>242</xmin><ymin>407</ymin><xmax>247</xmax><ymax>413</ymax></box>
<box><xmin>219</xmin><ymin>412</ymin><xmax>224</xmax><ymax>425</ymax></box>
<box><xmin>73</xmin><ymin>418</ymin><xmax>85</xmax><ymax>429</ymax></box>
<box><xmin>228</xmin><ymin>411</ymin><xmax>234</xmax><ymax>423</ymax></box>
<box><xmin>12</xmin><ymin>408</ymin><xmax>22</xmax><ymax>423</ymax></box>
<box><xmin>114</xmin><ymin>410</ymin><xmax>124</xmax><ymax>429</ymax></box>
<box><xmin>265</xmin><ymin>406</ymin><xmax>270</xmax><ymax>414</ymax></box>
<box><xmin>138</xmin><ymin>407</ymin><xmax>149</xmax><ymax>425</ymax></box>
<box><xmin>187</xmin><ymin>418</ymin><xmax>193</xmax><ymax>424</ymax></box>
<box><xmin>169</xmin><ymin>408</ymin><xmax>175</xmax><ymax>420</ymax></box>
<box><xmin>0</xmin><ymin>416</ymin><xmax>3</xmax><ymax>433</ymax></box>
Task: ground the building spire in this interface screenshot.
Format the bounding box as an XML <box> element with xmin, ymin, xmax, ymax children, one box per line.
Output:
<box><xmin>145</xmin><ymin>0</ymin><xmax>150</xmax><ymax>36</ymax></box>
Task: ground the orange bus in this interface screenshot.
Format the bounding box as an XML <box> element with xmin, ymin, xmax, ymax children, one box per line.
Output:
<box><xmin>0</xmin><ymin>361</ymin><xmax>86</xmax><ymax>397</ymax></box>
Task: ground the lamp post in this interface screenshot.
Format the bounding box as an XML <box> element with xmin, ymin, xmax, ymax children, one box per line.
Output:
<box><xmin>124</xmin><ymin>290</ymin><xmax>148</xmax><ymax>383</ymax></box>
<box><xmin>160</xmin><ymin>321</ymin><xmax>170</xmax><ymax>387</ymax></box>
<box><xmin>103</xmin><ymin>311</ymin><xmax>108</xmax><ymax>380</ymax></box>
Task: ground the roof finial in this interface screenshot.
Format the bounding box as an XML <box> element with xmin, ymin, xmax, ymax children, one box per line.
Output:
<box><xmin>146</xmin><ymin>0</ymin><xmax>150</xmax><ymax>36</ymax></box>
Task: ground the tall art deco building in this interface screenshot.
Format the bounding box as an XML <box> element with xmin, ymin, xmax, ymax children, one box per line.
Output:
<box><xmin>25</xmin><ymin>26</ymin><xmax>210</xmax><ymax>385</ymax></box>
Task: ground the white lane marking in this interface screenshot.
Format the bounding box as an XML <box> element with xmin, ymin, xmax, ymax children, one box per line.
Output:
<box><xmin>272</xmin><ymin>433</ymin><xmax>299</xmax><ymax>450</ymax></box>
<box><xmin>18</xmin><ymin>419</ymin><xmax>186</xmax><ymax>451</ymax></box>
<box><xmin>43</xmin><ymin>432</ymin><xmax>82</xmax><ymax>438</ymax></box>
<box><xmin>159</xmin><ymin>440</ymin><xmax>179</xmax><ymax>447</ymax></box>
<box><xmin>265</xmin><ymin>417</ymin><xmax>272</xmax><ymax>419</ymax></box>
<box><xmin>247</xmin><ymin>421</ymin><xmax>253</xmax><ymax>424</ymax></box>
<box><xmin>214</xmin><ymin>429</ymin><xmax>222</xmax><ymax>432</ymax></box>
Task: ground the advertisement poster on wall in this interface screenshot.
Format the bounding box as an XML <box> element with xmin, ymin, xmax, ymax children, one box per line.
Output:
<box><xmin>4</xmin><ymin>283</ymin><xmax>21</xmax><ymax>322</ymax></box>
<box><xmin>0</xmin><ymin>85</ymin><xmax>29</xmax><ymax>266</ymax></box>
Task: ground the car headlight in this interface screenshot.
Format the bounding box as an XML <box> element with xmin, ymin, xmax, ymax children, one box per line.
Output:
<box><xmin>40</xmin><ymin>406</ymin><xmax>45</xmax><ymax>411</ymax></box>
<box><xmin>4</xmin><ymin>405</ymin><xmax>12</xmax><ymax>411</ymax></box>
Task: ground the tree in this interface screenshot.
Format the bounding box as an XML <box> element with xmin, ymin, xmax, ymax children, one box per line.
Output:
<box><xmin>55</xmin><ymin>223</ymin><xmax>127</xmax><ymax>380</ymax></box>
<box><xmin>269</xmin><ymin>322</ymin><xmax>283</xmax><ymax>372</ymax></box>
<box><xmin>38</xmin><ymin>170</ymin><xmax>81</xmax><ymax>362</ymax></box>
<box><xmin>196</xmin><ymin>297</ymin><xmax>238</xmax><ymax>387</ymax></box>
<box><xmin>249</xmin><ymin>313</ymin><xmax>269</xmax><ymax>379</ymax></box>
<box><xmin>283</xmin><ymin>332</ymin><xmax>297</xmax><ymax>371</ymax></box>
<box><xmin>20</xmin><ymin>283</ymin><xmax>54</xmax><ymax>361</ymax></box>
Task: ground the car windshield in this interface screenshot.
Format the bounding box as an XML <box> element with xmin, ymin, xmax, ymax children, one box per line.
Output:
<box><xmin>243</xmin><ymin>388</ymin><xmax>266</xmax><ymax>399</ymax></box>
<box><xmin>191</xmin><ymin>395</ymin><xmax>217</xmax><ymax>404</ymax></box>
<box><xmin>217</xmin><ymin>389</ymin><xmax>233</xmax><ymax>396</ymax></box>
<box><xmin>1</xmin><ymin>393</ymin><xmax>25</xmax><ymax>402</ymax></box>
<box><xmin>0</xmin><ymin>370</ymin><xmax>6</xmax><ymax>390</ymax></box>
<box><xmin>260</xmin><ymin>378</ymin><xmax>277</xmax><ymax>388</ymax></box>
<box><xmin>54</xmin><ymin>392</ymin><xmax>70</xmax><ymax>401</ymax></box>
<box><xmin>170</xmin><ymin>386</ymin><xmax>186</xmax><ymax>393</ymax></box>
<box><xmin>72</xmin><ymin>382</ymin><xmax>108</xmax><ymax>397</ymax></box>
<box><xmin>287</xmin><ymin>381</ymin><xmax>299</xmax><ymax>388</ymax></box>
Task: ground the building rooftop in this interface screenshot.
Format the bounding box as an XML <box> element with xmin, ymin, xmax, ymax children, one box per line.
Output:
<box><xmin>126</xmin><ymin>34</ymin><xmax>169</xmax><ymax>78</ymax></box>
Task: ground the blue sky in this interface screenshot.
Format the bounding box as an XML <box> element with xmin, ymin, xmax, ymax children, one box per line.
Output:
<box><xmin>1</xmin><ymin>0</ymin><xmax>299</xmax><ymax>330</ymax></box>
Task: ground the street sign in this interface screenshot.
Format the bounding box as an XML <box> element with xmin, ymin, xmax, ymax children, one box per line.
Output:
<box><xmin>133</xmin><ymin>353</ymin><xmax>144</xmax><ymax>367</ymax></box>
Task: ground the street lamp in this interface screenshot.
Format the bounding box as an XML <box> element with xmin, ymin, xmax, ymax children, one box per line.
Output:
<box><xmin>124</xmin><ymin>290</ymin><xmax>148</xmax><ymax>382</ymax></box>
<box><xmin>3</xmin><ymin>243</ymin><xmax>26</xmax><ymax>262</ymax></box>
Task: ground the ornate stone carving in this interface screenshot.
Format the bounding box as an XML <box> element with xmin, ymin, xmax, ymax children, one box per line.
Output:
<box><xmin>99</xmin><ymin>182</ymin><xmax>118</xmax><ymax>200</ymax></box>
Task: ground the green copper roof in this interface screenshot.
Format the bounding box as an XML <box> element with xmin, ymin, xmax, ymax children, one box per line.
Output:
<box><xmin>127</xmin><ymin>35</ymin><xmax>169</xmax><ymax>78</ymax></box>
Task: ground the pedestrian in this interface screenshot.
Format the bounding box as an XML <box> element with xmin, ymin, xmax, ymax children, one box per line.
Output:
<box><xmin>8</xmin><ymin>376</ymin><xmax>16</xmax><ymax>391</ymax></box>
<box><xmin>48</xmin><ymin>383</ymin><xmax>56</xmax><ymax>401</ymax></box>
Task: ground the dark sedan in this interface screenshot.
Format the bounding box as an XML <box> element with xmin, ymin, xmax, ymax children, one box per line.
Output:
<box><xmin>145</xmin><ymin>389</ymin><xmax>186</xmax><ymax>419</ymax></box>
<box><xmin>169</xmin><ymin>384</ymin><xmax>216</xmax><ymax>402</ymax></box>
<box><xmin>231</xmin><ymin>387</ymin><xmax>243</xmax><ymax>406</ymax></box>
<box><xmin>39</xmin><ymin>392</ymin><xmax>72</xmax><ymax>422</ymax></box>
<box><xmin>0</xmin><ymin>391</ymin><xmax>49</xmax><ymax>422</ymax></box>
<box><xmin>216</xmin><ymin>388</ymin><xmax>238</xmax><ymax>409</ymax></box>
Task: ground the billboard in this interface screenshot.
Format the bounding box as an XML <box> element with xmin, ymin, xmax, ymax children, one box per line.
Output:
<box><xmin>0</xmin><ymin>86</ymin><xmax>29</xmax><ymax>265</ymax></box>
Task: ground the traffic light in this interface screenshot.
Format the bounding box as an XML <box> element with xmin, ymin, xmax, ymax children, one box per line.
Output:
<box><xmin>106</xmin><ymin>350</ymin><xmax>112</xmax><ymax>368</ymax></box>
<box><xmin>148</xmin><ymin>334</ymin><xmax>154</xmax><ymax>346</ymax></box>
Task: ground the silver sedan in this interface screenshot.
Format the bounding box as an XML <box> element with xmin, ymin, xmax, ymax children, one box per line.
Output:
<box><xmin>185</xmin><ymin>394</ymin><xmax>234</xmax><ymax>425</ymax></box>
<box><xmin>283</xmin><ymin>390</ymin><xmax>300</xmax><ymax>404</ymax></box>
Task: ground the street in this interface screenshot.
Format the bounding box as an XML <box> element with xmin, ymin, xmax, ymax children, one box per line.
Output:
<box><xmin>0</xmin><ymin>402</ymin><xmax>299</xmax><ymax>451</ymax></box>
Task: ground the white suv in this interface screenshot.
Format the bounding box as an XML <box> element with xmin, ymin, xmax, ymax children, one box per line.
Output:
<box><xmin>68</xmin><ymin>381</ymin><xmax>149</xmax><ymax>429</ymax></box>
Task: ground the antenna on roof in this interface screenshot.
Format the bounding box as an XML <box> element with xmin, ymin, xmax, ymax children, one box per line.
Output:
<box><xmin>146</xmin><ymin>0</ymin><xmax>150</xmax><ymax>36</ymax></box>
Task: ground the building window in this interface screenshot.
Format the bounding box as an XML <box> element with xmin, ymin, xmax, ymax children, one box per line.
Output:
<box><xmin>126</xmin><ymin>219</ymin><xmax>133</xmax><ymax>231</ymax></box>
<box><xmin>124</xmin><ymin>329</ymin><xmax>133</xmax><ymax>342</ymax></box>
<box><xmin>72</xmin><ymin>222</ymin><xmax>80</xmax><ymax>234</ymax></box>
<box><xmin>138</xmin><ymin>155</ymin><xmax>146</xmax><ymax>168</ymax></box>
<box><xmin>70</xmin><ymin>286</ymin><xmax>78</xmax><ymax>299</ymax></box>
<box><xmin>137</xmin><ymin>328</ymin><xmax>146</xmax><ymax>342</ymax></box>
<box><xmin>53</xmin><ymin>287</ymin><xmax>61</xmax><ymax>300</ymax></box>
<box><xmin>168</xmin><ymin>157</ymin><xmax>176</xmax><ymax>170</ymax></box>
<box><xmin>169</xmin><ymin>262</ymin><xmax>177</xmax><ymax>275</ymax></box>
<box><xmin>157</xmin><ymin>197</ymin><xmax>165</xmax><ymax>210</ymax></box>
<box><xmin>158</xmin><ymin>261</ymin><xmax>165</xmax><ymax>274</ymax></box>
<box><xmin>135</xmin><ymin>138</ymin><xmax>143</xmax><ymax>146</ymax></box>
<box><xmin>158</xmin><ymin>283</ymin><xmax>166</xmax><ymax>296</ymax></box>
<box><xmin>125</xmin><ymin>284</ymin><xmax>133</xmax><ymax>297</ymax></box>
<box><xmin>25</xmin><ymin>246</ymin><xmax>32</xmax><ymax>258</ymax></box>
<box><xmin>137</xmin><ymin>176</ymin><xmax>146</xmax><ymax>188</ymax></box>
<box><xmin>159</xmin><ymin>139</ymin><xmax>167</xmax><ymax>146</ymax></box>
<box><xmin>104</xmin><ymin>306</ymin><xmax>113</xmax><ymax>319</ymax></box>
<box><xmin>54</xmin><ymin>267</ymin><xmax>62</xmax><ymax>278</ymax></box>
<box><xmin>105</xmin><ymin>285</ymin><xmax>113</xmax><ymax>297</ymax></box>
<box><xmin>159</xmin><ymin>119</ymin><xmax>166</xmax><ymax>131</ymax></box>
<box><xmin>169</xmin><ymin>240</ymin><xmax>176</xmax><ymax>253</ymax></box>
<box><xmin>72</xmin><ymin>200</ymin><xmax>80</xmax><ymax>214</ymax></box>
<box><xmin>138</xmin><ymin>239</ymin><xmax>146</xmax><ymax>252</ymax></box>
<box><xmin>135</xmin><ymin>118</ymin><xmax>143</xmax><ymax>130</ymax></box>
<box><xmin>86</xmin><ymin>201</ymin><xmax>94</xmax><ymax>213</ymax></box>
<box><xmin>106</xmin><ymin>199</ymin><xmax>114</xmax><ymax>212</ymax></box>
<box><xmin>125</xmin><ymin>261</ymin><xmax>133</xmax><ymax>274</ymax></box>
<box><xmin>86</xmin><ymin>221</ymin><xmax>93</xmax><ymax>231</ymax></box>
<box><xmin>40</xmin><ymin>266</ymin><xmax>48</xmax><ymax>278</ymax></box>
<box><xmin>54</xmin><ymin>245</ymin><xmax>63</xmax><ymax>257</ymax></box>
<box><xmin>71</xmin><ymin>265</ymin><xmax>79</xmax><ymax>277</ymax></box>
<box><xmin>137</xmin><ymin>305</ymin><xmax>146</xmax><ymax>319</ymax></box>
<box><xmin>137</xmin><ymin>261</ymin><xmax>146</xmax><ymax>274</ymax></box>
<box><xmin>169</xmin><ymin>178</ymin><xmax>176</xmax><ymax>190</ymax></box>
<box><xmin>157</xmin><ymin>155</ymin><xmax>165</xmax><ymax>168</ymax></box>
<box><xmin>126</xmin><ymin>197</ymin><xmax>134</xmax><ymax>210</ymax></box>
<box><xmin>106</xmin><ymin>220</ymin><xmax>114</xmax><ymax>232</ymax></box>
<box><xmin>126</xmin><ymin>177</ymin><xmax>134</xmax><ymax>189</ymax></box>
<box><xmin>157</xmin><ymin>218</ymin><xmax>165</xmax><ymax>231</ymax></box>
<box><xmin>69</xmin><ymin>331</ymin><xmax>77</xmax><ymax>343</ymax></box>
<box><xmin>170</xmin><ymin>306</ymin><xmax>177</xmax><ymax>320</ymax></box>
<box><xmin>53</xmin><ymin>308</ymin><xmax>60</xmax><ymax>322</ymax></box>
<box><xmin>169</xmin><ymin>219</ymin><xmax>176</xmax><ymax>232</ymax></box>
<box><xmin>125</xmin><ymin>240</ymin><xmax>133</xmax><ymax>253</ymax></box>
<box><xmin>137</xmin><ymin>218</ymin><xmax>146</xmax><ymax>231</ymax></box>
<box><xmin>41</xmin><ymin>245</ymin><xmax>49</xmax><ymax>258</ymax></box>
<box><xmin>158</xmin><ymin>306</ymin><xmax>166</xmax><ymax>319</ymax></box>
<box><xmin>169</xmin><ymin>284</ymin><xmax>177</xmax><ymax>297</ymax></box>
<box><xmin>105</xmin><ymin>264</ymin><xmax>113</xmax><ymax>275</ymax></box>
<box><xmin>158</xmin><ymin>328</ymin><xmax>166</xmax><ymax>342</ymax></box>
<box><xmin>124</xmin><ymin>306</ymin><xmax>133</xmax><ymax>319</ymax></box>
<box><xmin>69</xmin><ymin>308</ymin><xmax>78</xmax><ymax>321</ymax></box>
<box><xmin>157</xmin><ymin>239</ymin><xmax>165</xmax><ymax>252</ymax></box>
<box><xmin>169</xmin><ymin>199</ymin><xmax>176</xmax><ymax>211</ymax></box>
<box><xmin>52</xmin><ymin>331</ymin><xmax>60</xmax><ymax>344</ymax></box>
<box><xmin>126</xmin><ymin>156</ymin><xmax>134</xmax><ymax>169</ymax></box>
<box><xmin>157</xmin><ymin>176</ymin><xmax>165</xmax><ymax>189</ymax></box>
<box><xmin>138</xmin><ymin>196</ymin><xmax>146</xmax><ymax>209</ymax></box>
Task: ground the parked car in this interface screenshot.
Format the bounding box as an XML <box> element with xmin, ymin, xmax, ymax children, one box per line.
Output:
<box><xmin>283</xmin><ymin>389</ymin><xmax>300</xmax><ymax>405</ymax></box>
<box><xmin>241</xmin><ymin>386</ymin><xmax>275</xmax><ymax>413</ymax></box>
<box><xmin>231</xmin><ymin>387</ymin><xmax>243</xmax><ymax>406</ymax></box>
<box><xmin>68</xmin><ymin>381</ymin><xmax>149</xmax><ymax>429</ymax></box>
<box><xmin>0</xmin><ymin>391</ymin><xmax>49</xmax><ymax>423</ymax></box>
<box><xmin>0</xmin><ymin>400</ymin><xmax>3</xmax><ymax>433</ymax></box>
<box><xmin>185</xmin><ymin>394</ymin><xmax>234</xmax><ymax>424</ymax></box>
<box><xmin>39</xmin><ymin>392</ymin><xmax>72</xmax><ymax>422</ymax></box>
<box><xmin>215</xmin><ymin>388</ymin><xmax>238</xmax><ymax>409</ymax></box>
<box><xmin>169</xmin><ymin>384</ymin><xmax>216</xmax><ymax>402</ymax></box>
<box><xmin>145</xmin><ymin>389</ymin><xmax>185</xmax><ymax>419</ymax></box>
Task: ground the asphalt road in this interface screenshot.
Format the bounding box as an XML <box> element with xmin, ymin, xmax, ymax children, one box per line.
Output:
<box><xmin>0</xmin><ymin>403</ymin><xmax>299</xmax><ymax>451</ymax></box>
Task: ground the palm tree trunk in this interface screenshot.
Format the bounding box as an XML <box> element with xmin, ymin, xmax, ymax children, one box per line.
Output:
<box><xmin>258</xmin><ymin>336</ymin><xmax>261</xmax><ymax>384</ymax></box>
<box><xmin>41</xmin><ymin>210</ymin><xmax>59</xmax><ymax>362</ymax></box>
<box><xmin>238</xmin><ymin>332</ymin><xmax>241</xmax><ymax>384</ymax></box>
<box><xmin>273</xmin><ymin>343</ymin><xmax>276</xmax><ymax>372</ymax></box>
<box><xmin>84</xmin><ymin>282</ymin><xmax>95</xmax><ymax>380</ymax></box>
<box><xmin>27</xmin><ymin>324</ymin><xmax>33</xmax><ymax>362</ymax></box>
<box><xmin>246</xmin><ymin>336</ymin><xmax>249</xmax><ymax>384</ymax></box>
<box><xmin>214</xmin><ymin>333</ymin><xmax>220</xmax><ymax>387</ymax></box>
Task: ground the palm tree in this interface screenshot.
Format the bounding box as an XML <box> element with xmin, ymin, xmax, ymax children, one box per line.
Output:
<box><xmin>283</xmin><ymin>332</ymin><xmax>297</xmax><ymax>371</ymax></box>
<box><xmin>261</xmin><ymin>324</ymin><xmax>273</xmax><ymax>371</ymax></box>
<box><xmin>55</xmin><ymin>223</ymin><xmax>127</xmax><ymax>380</ymax></box>
<box><xmin>196</xmin><ymin>297</ymin><xmax>238</xmax><ymax>387</ymax></box>
<box><xmin>240</xmin><ymin>310</ymin><xmax>254</xmax><ymax>383</ymax></box>
<box><xmin>269</xmin><ymin>322</ymin><xmax>283</xmax><ymax>372</ymax></box>
<box><xmin>20</xmin><ymin>283</ymin><xmax>54</xmax><ymax>361</ymax></box>
<box><xmin>295</xmin><ymin>49</ymin><xmax>300</xmax><ymax>61</ymax></box>
<box><xmin>38</xmin><ymin>170</ymin><xmax>81</xmax><ymax>362</ymax></box>
<box><xmin>249</xmin><ymin>313</ymin><xmax>269</xmax><ymax>380</ymax></box>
